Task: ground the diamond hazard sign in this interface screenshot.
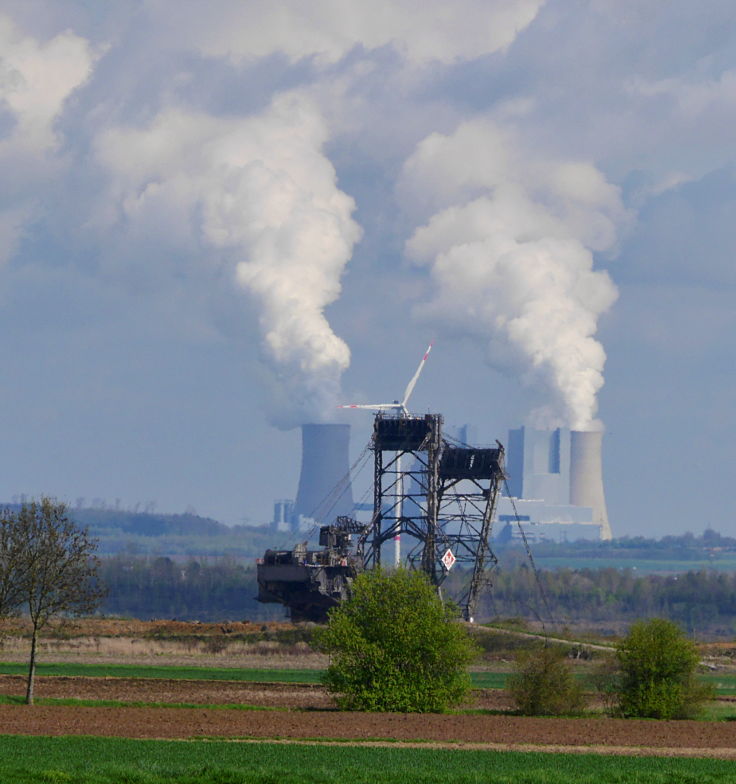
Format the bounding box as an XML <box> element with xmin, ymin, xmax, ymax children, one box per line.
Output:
<box><xmin>441</xmin><ymin>548</ymin><xmax>456</xmax><ymax>571</ymax></box>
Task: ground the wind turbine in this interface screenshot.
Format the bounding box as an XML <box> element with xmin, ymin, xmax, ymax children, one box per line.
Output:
<box><xmin>339</xmin><ymin>342</ymin><xmax>433</xmax><ymax>417</ymax></box>
<box><xmin>339</xmin><ymin>342</ymin><xmax>434</xmax><ymax>566</ymax></box>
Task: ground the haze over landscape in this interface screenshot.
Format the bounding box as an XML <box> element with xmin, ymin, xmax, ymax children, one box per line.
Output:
<box><xmin>0</xmin><ymin>1</ymin><xmax>734</xmax><ymax>537</ymax></box>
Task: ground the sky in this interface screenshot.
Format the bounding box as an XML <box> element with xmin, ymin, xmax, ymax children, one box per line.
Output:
<box><xmin>0</xmin><ymin>1</ymin><xmax>734</xmax><ymax>538</ymax></box>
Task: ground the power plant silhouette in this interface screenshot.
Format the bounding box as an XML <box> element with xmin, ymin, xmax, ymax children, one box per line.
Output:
<box><xmin>498</xmin><ymin>426</ymin><xmax>610</xmax><ymax>541</ymax></box>
<box><xmin>273</xmin><ymin>422</ymin><xmax>611</xmax><ymax>542</ymax></box>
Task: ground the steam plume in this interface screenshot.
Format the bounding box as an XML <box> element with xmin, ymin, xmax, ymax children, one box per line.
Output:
<box><xmin>402</xmin><ymin>119</ymin><xmax>625</xmax><ymax>430</ymax></box>
<box><xmin>96</xmin><ymin>92</ymin><xmax>361</xmax><ymax>427</ymax></box>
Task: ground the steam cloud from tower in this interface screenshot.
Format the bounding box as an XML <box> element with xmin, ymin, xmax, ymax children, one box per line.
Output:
<box><xmin>95</xmin><ymin>92</ymin><xmax>361</xmax><ymax>428</ymax></box>
<box><xmin>401</xmin><ymin>119</ymin><xmax>627</xmax><ymax>431</ymax></box>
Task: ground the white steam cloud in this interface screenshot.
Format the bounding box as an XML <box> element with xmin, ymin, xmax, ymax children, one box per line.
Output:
<box><xmin>95</xmin><ymin>92</ymin><xmax>361</xmax><ymax>427</ymax></box>
<box><xmin>0</xmin><ymin>15</ymin><xmax>94</xmax><ymax>154</ymax></box>
<box><xmin>402</xmin><ymin>119</ymin><xmax>625</xmax><ymax>430</ymax></box>
<box><xmin>0</xmin><ymin>14</ymin><xmax>95</xmax><ymax>265</ymax></box>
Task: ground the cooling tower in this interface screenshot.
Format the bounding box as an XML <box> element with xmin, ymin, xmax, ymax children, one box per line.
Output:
<box><xmin>569</xmin><ymin>430</ymin><xmax>612</xmax><ymax>540</ymax></box>
<box><xmin>293</xmin><ymin>423</ymin><xmax>354</xmax><ymax>528</ymax></box>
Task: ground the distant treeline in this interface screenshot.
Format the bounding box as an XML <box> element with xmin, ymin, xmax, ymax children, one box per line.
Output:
<box><xmin>7</xmin><ymin>501</ymin><xmax>730</xmax><ymax>563</ymax></box>
<box><xmin>68</xmin><ymin>508</ymin><xmax>298</xmax><ymax>559</ymax></box>
<box><xmin>482</xmin><ymin>566</ymin><xmax>736</xmax><ymax>638</ymax></box>
<box><xmin>508</xmin><ymin>528</ymin><xmax>736</xmax><ymax>562</ymax></box>
<box><xmin>99</xmin><ymin>555</ymin><xmax>736</xmax><ymax>636</ymax></box>
<box><xmin>99</xmin><ymin>556</ymin><xmax>286</xmax><ymax>622</ymax></box>
<box><xmin>0</xmin><ymin>503</ymin><xmax>306</xmax><ymax>560</ymax></box>
<box><xmin>495</xmin><ymin>529</ymin><xmax>736</xmax><ymax>565</ymax></box>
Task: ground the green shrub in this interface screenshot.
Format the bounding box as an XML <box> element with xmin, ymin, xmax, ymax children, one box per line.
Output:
<box><xmin>507</xmin><ymin>646</ymin><xmax>584</xmax><ymax>715</ymax></box>
<box><xmin>614</xmin><ymin>618</ymin><xmax>714</xmax><ymax>719</ymax></box>
<box><xmin>315</xmin><ymin>568</ymin><xmax>478</xmax><ymax>712</ymax></box>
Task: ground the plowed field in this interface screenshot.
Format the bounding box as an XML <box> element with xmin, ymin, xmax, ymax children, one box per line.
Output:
<box><xmin>2</xmin><ymin>703</ymin><xmax>736</xmax><ymax>758</ymax></box>
<box><xmin>1</xmin><ymin>675</ymin><xmax>736</xmax><ymax>758</ymax></box>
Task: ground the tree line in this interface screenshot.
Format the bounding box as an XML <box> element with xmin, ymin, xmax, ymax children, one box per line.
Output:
<box><xmin>99</xmin><ymin>555</ymin><xmax>736</xmax><ymax>635</ymax></box>
<box><xmin>482</xmin><ymin>565</ymin><xmax>736</xmax><ymax>637</ymax></box>
<box><xmin>499</xmin><ymin>528</ymin><xmax>736</xmax><ymax>561</ymax></box>
<box><xmin>99</xmin><ymin>555</ymin><xmax>285</xmax><ymax>621</ymax></box>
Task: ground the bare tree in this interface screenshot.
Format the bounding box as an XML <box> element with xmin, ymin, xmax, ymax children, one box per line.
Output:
<box><xmin>12</xmin><ymin>498</ymin><xmax>105</xmax><ymax>704</ymax></box>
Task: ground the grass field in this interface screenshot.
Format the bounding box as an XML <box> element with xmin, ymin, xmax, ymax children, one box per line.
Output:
<box><xmin>0</xmin><ymin>662</ymin><xmax>323</xmax><ymax>683</ymax></box>
<box><xmin>702</xmin><ymin>673</ymin><xmax>736</xmax><ymax>695</ymax></box>
<box><xmin>4</xmin><ymin>663</ymin><xmax>733</xmax><ymax>696</ymax></box>
<box><xmin>0</xmin><ymin>664</ymin><xmax>513</xmax><ymax>691</ymax></box>
<box><xmin>0</xmin><ymin>736</ymin><xmax>735</xmax><ymax>783</ymax></box>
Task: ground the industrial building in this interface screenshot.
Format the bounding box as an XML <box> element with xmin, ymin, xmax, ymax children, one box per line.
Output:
<box><xmin>497</xmin><ymin>426</ymin><xmax>611</xmax><ymax>542</ymax></box>
<box><xmin>272</xmin><ymin>423</ymin><xmax>354</xmax><ymax>533</ymax></box>
<box><xmin>271</xmin><ymin>422</ymin><xmax>611</xmax><ymax>543</ymax></box>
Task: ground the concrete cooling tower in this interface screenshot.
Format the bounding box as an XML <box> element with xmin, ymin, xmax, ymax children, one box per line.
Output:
<box><xmin>570</xmin><ymin>430</ymin><xmax>611</xmax><ymax>540</ymax></box>
<box><xmin>499</xmin><ymin>425</ymin><xmax>612</xmax><ymax>542</ymax></box>
<box><xmin>292</xmin><ymin>423</ymin><xmax>354</xmax><ymax>530</ymax></box>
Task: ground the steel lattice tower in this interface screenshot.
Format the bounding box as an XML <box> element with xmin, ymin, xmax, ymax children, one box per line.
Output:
<box><xmin>361</xmin><ymin>412</ymin><xmax>505</xmax><ymax>620</ymax></box>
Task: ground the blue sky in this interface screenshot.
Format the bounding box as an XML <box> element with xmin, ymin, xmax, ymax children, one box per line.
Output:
<box><xmin>0</xmin><ymin>1</ymin><xmax>734</xmax><ymax>537</ymax></box>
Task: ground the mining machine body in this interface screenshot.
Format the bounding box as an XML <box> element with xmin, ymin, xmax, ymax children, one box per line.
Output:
<box><xmin>256</xmin><ymin>518</ymin><xmax>366</xmax><ymax>622</ymax></box>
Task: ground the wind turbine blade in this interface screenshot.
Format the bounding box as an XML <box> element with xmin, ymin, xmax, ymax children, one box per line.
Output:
<box><xmin>401</xmin><ymin>342</ymin><xmax>433</xmax><ymax>408</ymax></box>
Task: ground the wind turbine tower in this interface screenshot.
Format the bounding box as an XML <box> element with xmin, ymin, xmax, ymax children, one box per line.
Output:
<box><xmin>339</xmin><ymin>343</ymin><xmax>433</xmax><ymax>566</ymax></box>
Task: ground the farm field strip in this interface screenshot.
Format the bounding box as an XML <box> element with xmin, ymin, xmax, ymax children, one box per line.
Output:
<box><xmin>1</xmin><ymin>662</ymin><xmax>732</xmax><ymax>694</ymax></box>
<box><xmin>0</xmin><ymin>694</ymin><xmax>285</xmax><ymax>710</ymax></box>
<box><xmin>0</xmin><ymin>661</ymin><xmax>323</xmax><ymax>682</ymax></box>
<box><xmin>2</xmin><ymin>704</ymin><xmax>736</xmax><ymax>748</ymax></box>
<box><xmin>2</xmin><ymin>736</ymin><xmax>736</xmax><ymax>783</ymax></box>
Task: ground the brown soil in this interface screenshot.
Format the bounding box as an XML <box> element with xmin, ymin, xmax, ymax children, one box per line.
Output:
<box><xmin>1</xmin><ymin>619</ymin><xmax>735</xmax><ymax>757</ymax></box>
<box><xmin>1</xmin><ymin>675</ymin><xmax>735</xmax><ymax>758</ymax></box>
<box><xmin>2</xmin><ymin>703</ymin><xmax>736</xmax><ymax>758</ymax></box>
<box><xmin>0</xmin><ymin>675</ymin><xmax>510</xmax><ymax>711</ymax></box>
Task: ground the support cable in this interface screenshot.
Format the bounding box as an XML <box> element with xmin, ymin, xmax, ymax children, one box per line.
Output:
<box><xmin>502</xmin><ymin>478</ymin><xmax>557</xmax><ymax>637</ymax></box>
<box><xmin>305</xmin><ymin>442</ymin><xmax>373</xmax><ymax>538</ymax></box>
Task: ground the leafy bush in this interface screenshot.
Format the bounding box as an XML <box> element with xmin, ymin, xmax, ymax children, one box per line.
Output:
<box><xmin>315</xmin><ymin>568</ymin><xmax>478</xmax><ymax>712</ymax></box>
<box><xmin>589</xmin><ymin>655</ymin><xmax>622</xmax><ymax>716</ymax></box>
<box><xmin>507</xmin><ymin>646</ymin><xmax>584</xmax><ymax>715</ymax></box>
<box><xmin>613</xmin><ymin>618</ymin><xmax>714</xmax><ymax>719</ymax></box>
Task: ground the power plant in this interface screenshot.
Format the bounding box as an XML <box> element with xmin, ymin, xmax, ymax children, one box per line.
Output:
<box><xmin>273</xmin><ymin>423</ymin><xmax>612</xmax><ymax>542</ymax></box>
<box><xmin>259</xmin><ymin>347</ymin><xmax>613</xmax><ymax>621</ymax></box>
<box><xmin>498</xmin><ymin>426</ymin><xmax>611</xmax><ymax>542</ymax></box>
<box><xmin>258</xmin><ymin>411</ymin><xmax>505</xmax><ymax>621</ymax></box>
<box><xmin>570</xmin><ymin>430</ymin><xmax>611</xmax><ymax>539</ymax></box>
<box><xmin>288</xmin><ymin>423</ymin><xmax>354</xmax><ymax>532</ymax></box>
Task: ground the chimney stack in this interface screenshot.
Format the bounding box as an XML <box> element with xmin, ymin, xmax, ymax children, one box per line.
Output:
<box><xmin>569</xmin><ymin>430</ymin><xmax>611</xmax><ymax>540</ymax></box>
<box><xmin>293</xmin><ymin>424</ymin><xmax>354</xmax><ymax>530</ymax></box>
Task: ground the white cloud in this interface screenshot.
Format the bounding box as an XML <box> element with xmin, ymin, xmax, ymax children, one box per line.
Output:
<box><xmin>144</xmin><ymin>0</ymin><xmax>544</xmax><ymax>65</ymax></box>
<box><xmin>0</xmin><ymin>13</ymin><xmax>96</xmax><ymax>276</ymax></box>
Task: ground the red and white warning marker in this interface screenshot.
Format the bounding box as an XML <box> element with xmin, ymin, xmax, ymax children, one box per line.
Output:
<box><xmin>441</xmin><ymin>548</ymin><xmax>456</xmax><ymax>571</ymax></box>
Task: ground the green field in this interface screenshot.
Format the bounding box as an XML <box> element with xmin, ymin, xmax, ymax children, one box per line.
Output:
<box><xmin>0</xmin><ymin>662</ymin><xmax>323</xmax><ymax>683</ymax></box>
<box><xmin>702</xmin><ymin>673</ymin><xmax>736</xmax><ymax>695</ymax></box>
<box><xmin>0</xmin><ymin>736</ymin><xmax>734</xmax><ymax>783</ymax></box>
<box><xmin>2</xmin><ymin>662</ymin><xmax>734</xmax><ymax>696</ymax></box>
<box><xmin>0</xmin><ymin>695</ymin><xmax>284</xmax><ymax>710</ymax></box>
<box><xmin>0</xmin><ymin>663</ymin><xmax>505</xmax><ymax>690</ymax></box>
